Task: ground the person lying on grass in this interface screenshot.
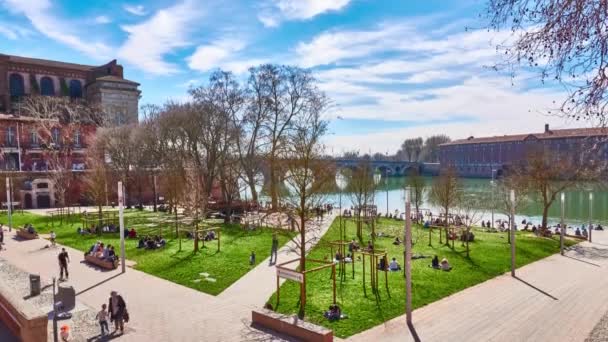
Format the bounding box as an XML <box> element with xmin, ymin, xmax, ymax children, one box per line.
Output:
<box><xmin>440</xmin><ymin>258</ymin><xmax>452</xmax><ymax>271</ymax></box>
<box><xmin>324</xmin><ymin>304</ymin><xmax>346</xmax><ymax>321</ymax></box>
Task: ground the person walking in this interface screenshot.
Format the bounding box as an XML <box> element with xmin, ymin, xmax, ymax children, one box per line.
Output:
<box><xmin>95</xmin><ymin>304</ymin><xmax>109</xmax><ymax>336</ymax></box>
<box><xmin>269</xmin><ymin>233</ymin><xmax>279</xmax><ymax>265</ymax></box>
<box><xmin>109</xmin><ymin>291</ymin><xmax>127</xmax><ymax>334</ymax></box>
<box><xmin>50</xmin><ymin>230</ymin><xmax>56</xmax><ymax>247</ymax></box>
<box><xmin>58</xmin><ymin>248</ymin><xmax>70</xmax><ymax>280</ymax></box>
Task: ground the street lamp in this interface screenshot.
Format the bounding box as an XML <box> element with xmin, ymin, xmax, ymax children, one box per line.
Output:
<box><xmin>404</xmin><ymin>187</ymin><xmax>412</xmax><ymax>324</ymax></box>
<box><xmin>336</xmin><ymin>170</ymin><xmax>349</xmax><ymax>281</ymax></box>
<box><xmin>560</xmin><ymin>192</ymin><xmax>565</xmax><ymax>256</ymax></box>
<box><xmin>589</xmin><ymin>192</ymin><xmax>593</xmax><ymax>243</ymax></box>
<box><xmin>491</xmin><ymin>169</ymin><xmax>496</xmax><ymax>229</ymax></box>
<box><xmin>510</xmin><ymin>189</ymin><xmax>516</xmax><ymax>277</ymax></box>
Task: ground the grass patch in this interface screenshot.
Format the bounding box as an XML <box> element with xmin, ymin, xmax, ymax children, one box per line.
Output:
<box><xmin>267</xmin><ymin>217</ymin><xmax>578</xmax><ymax>338</ymax></box>
<box><xmin>2</xmin><ymin>210</ymin><xmax>294</xmax><ymax>295</ymax></box>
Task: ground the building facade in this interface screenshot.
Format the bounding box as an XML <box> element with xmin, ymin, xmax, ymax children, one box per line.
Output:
<box><xmin>439</xmin><ymin>124</ymin><xmax>608</xmax><ymax>178</ymax></box>
<box><xmin>0</xmin><ymin>53</ymin><xmax>140</xmax><ymax>208</ymax></box>
<box><xmin>0</xmin><ymin>53</ymin><xmax>140</xmax><ymax>124</ymax></box>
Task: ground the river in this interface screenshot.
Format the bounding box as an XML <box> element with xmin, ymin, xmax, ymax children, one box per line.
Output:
<box><xmin>249</xmin><ymin>176</ymin><xmax>608</xmax><ymax>228</ymax></box>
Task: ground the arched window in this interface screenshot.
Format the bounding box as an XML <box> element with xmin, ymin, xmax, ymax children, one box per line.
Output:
<box><xmin>69</xmin><ymin>80</ymin><xmax>82</xmax><ymax>98</ymax></box>
<box><xmin>40</xmin><ymin>76</ymin><xmax>55</xmax><ymax>96</ymax></box>
<box><xmin>9</xmin><ymin>73</ymin><xmax>25</xmax><ymax>97</ymax></box>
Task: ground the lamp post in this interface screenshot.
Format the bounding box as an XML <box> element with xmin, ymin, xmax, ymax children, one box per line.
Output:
<box><xmin>404</xmin><ymin>187</ymin><xmax>412</xmax><ymax>324</ymax></box>
<box><xmin>336</xmin><ymin>170</ymin><xmax>348</xmax><ymax>281</ymax></box>
<box><xmin>589</xmin><ymin>192</ymin><xmax>593</xmax><ymax>243</ymax></box>
<box><xmin>491</xmin><ymin>169</ymin><xmax>496</xmax><ymax>229</ymax></box>
<box><xmin>510</xmin><ymin>190</ymin><xmax>516</xmax><ymax>277</ymax></box>
<box><xmin>560</xmin><ymin>192</ymin><xmax>565</xmax><ymax>256</ymax></box>
<box><xmin>118</xmin><ymin>181</ymin><xmax>126</xmax><ymax>273</ymax></box>
<box><xmin>5</xmin><ymin>177</ymin><xmax>12</xmax><ymax>232</ymax></box>
<box><xmin>373</xmin><ymin>171</ymin><xmax>382</xmax><ymax>248</ymax></box>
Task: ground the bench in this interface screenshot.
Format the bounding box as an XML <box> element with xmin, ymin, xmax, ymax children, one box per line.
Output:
<box><xmin>16</xmin><ymin>229</ymin><xmax>38</xmax><ymax>240</ymax></box>
<box><xmin>0</xmin><ymin>281</ymin><xmax>47</xmax><ymax>342</ymax></box>
<box><xmin>252</xmin><ymin>309</ymin><xmax>333</xmax><ymax>342</ymax></box>
<box><xmin>84</xmin><ymin>255</ymin><xmax>118</xmax><ymax>270</ymax></box>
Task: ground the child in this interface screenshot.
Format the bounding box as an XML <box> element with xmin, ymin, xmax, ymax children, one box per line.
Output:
<box><xmin>95</xmin><ymin>303</ymin><xmax>109</xmax><ymax>336</ymax></box>
<box><xmin>50</xmin><ymin>231</ymin><xmax>56</xmax><ymax>247</ymax></box>
<box><xmin>60</xmin><ymin>325</ymin><xmax>70</xmax><ymax>341</ymax></box>
<box><xmin>249</xmin><ymin>251</ymin><xmax>256</xmax><ymax>265</ymax></box>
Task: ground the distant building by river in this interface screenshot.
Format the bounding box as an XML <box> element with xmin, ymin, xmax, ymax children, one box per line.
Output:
<box><xmin>438</xmin><ymin>124</ymin><xmax>608</xmax><ymax>178</ymax></box>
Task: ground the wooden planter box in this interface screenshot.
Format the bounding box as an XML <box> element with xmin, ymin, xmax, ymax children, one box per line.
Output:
<box><xmin>84</xmin><ymin>255</ymin><xmax>118</xmax><ymax>270</ymax></box>
<box><xmin>16</xmin><ymin>229</ymin><xmax>38</xmax><ymax>240</ymax></box>
<box><xmin>252</xmin><ymin>309</ymin><xmax>333</xmax><ymax>342</ymax></box>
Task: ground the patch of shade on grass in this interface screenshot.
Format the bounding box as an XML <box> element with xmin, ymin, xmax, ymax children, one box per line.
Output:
<box><xmin>3</xmin><ymin>210</ymin><xmax>294</xmax><ymax>295</ymax></box>
<box><xmin>267</xmin><ymin>217</ymin><xmax>578</xmax><ymax>338</ymax></box>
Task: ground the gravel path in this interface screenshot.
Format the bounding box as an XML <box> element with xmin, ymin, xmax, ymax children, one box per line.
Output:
<box><xmin>586</xmin><ymin>309</ymin><xmax>608</xmax><ymax>342</ymax></box>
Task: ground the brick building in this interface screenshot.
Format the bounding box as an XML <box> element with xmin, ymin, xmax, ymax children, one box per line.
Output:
<box><xmin>439</xmin><ymin>124</ymin><xmax>608</xmax><ymax>178</ymax></box>
<box><xmin>0</xmin><ymin>53</ymin><xmax>140</xmax><ymax>208</ymax></box>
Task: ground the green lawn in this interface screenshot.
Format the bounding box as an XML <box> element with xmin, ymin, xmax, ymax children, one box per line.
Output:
<box><xmin>3</xmin><ymin>210</ymin><xmax>293</xmax><ymax>295</ymax></box>
<box><xmin>267</xmin><ymin>217</ymin><xmax>579</xmax><ymax>338</ymax></box>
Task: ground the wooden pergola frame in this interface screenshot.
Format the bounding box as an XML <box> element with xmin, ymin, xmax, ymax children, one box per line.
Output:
<box><xmin>329</xmin><ymin>240</ymin><xmax>355</xmax><ymax>279</ymax></box>
<box><xmin>197</xmin><ymin>226</ymin><xmax>222</xmax><ymax>252</ymax></box>
<box><xmin>359</xmin><ymin>249</ymin><xmax>390</xmax><ymax>296</ymax></box>
<box><xmin>275</xmin><ymin>258</ymin><xmax>336</xmax><ymax>310</ymax></box>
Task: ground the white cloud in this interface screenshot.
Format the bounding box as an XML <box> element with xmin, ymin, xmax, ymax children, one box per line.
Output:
<box><xmin>118</xmin><ymin>0</ymin><xmax>204</xmax><ymax>75</ymax></box>
<box><xmin>0</xmin><ymin>26</ymin><xmax>18</xmax><ymax>40</ymax></box>
<box><xmin>123</xmin><ymin>4</ymin><xmax>146</xmax><ymax>16</ymax></box>
<box><xmin>188</xmin><ymin>39</ymin><xmax>246</xmax><ymax>72</ymax></box>
<box><xmin>2</xmin><ymin>0</ymin><xmax>111</xmax><ymax>59</ymax></box>
<box><xmin>94</xmin><ymin>15</ymin><xmax>111</xmax><ymax>24</ymax></box>
<box><xmin>259</xmin><ymin>0</ymin><xmax>351</xmax><ymax>27</ymax></box>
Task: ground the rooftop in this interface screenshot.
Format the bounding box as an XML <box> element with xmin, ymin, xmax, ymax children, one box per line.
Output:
<box><xmin>1</xmin><ymin>54</ymin><xmax>97</xmax><ymax>71</ymax></box>
<box><xmin>442</xmin><ymin>125</ymin><xmax>608</xmax><ymax>146</ymax></box>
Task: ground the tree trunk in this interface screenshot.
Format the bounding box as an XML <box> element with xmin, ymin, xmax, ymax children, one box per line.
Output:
<box><xmin>356</xmin><ymin>213</ymin><xmax>363</xmax><ymax>242</ymax></box>
<box><xmin>270</xmin><ymin>158</ymin><xmax>278</xmax><ymax>210</ymax></box>
<box><xmin>444</xmin><ymin>207</ymin><xmax>450</xmax><ymax>246</ymax></box>
<box><xmin>428</xmin><ymin>227</ymin><xmax>432</xmax><ymax>246</ymax></box>
<box><xmin>466</xmin><ymin>226</ymin><xmax>470</xmax><ymax>258</ymax></box>
<box><xmin>298</xmin><ymin>203</ymin><xmax>307</xmax><ymax>319</ymax></box>
<box><xmin>247</xmin><ymin>173</ymin><xmax>258</xmax><ymax>205</ymax></box>
<box><xmin>541</xmin><ymin>205</ymin><xmax>549</xmax><ymax>232</ymax></box>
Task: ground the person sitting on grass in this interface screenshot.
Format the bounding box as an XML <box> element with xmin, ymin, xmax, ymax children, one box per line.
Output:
<box><xmin>596</xmin><ymin>224</ymin><xmax>604</xmax><ymax>231</ymax></box>
<box><xmin>137</xmin><ymin>237</ymin><xmax>145</xmax><ymax>249</ymax></box>
<box><xmin>431</xmin><ymin>255</ymin><xmax>440</xmax><ymax>269</ymax></box>
<box><xmin>324</xmin><ymin>304</ymin><xmax>342</xmax><ymax>321</ymax></box>
<box><xmin>334</xmin><ymin>251</ymin><xmax>342</xmax><ymax>262</ymax></box>
<box><xmin>249</xmin><ymin>251</ymin><xmax>256</xmax><ymax>265</ymax></box>
<box><xmin>204</xmin><ymin>230</ymin><xmax>216</xmax><ymax>241</ymax></box>
<box><xmin>393</xmin><ymin>237</ymin><xmax>401</xmax><ymax>245</ymax></box>
<box><xmin>378</xmin><ymin>256</ymin><xmax>387</xmax><ymax>271</ymax></box>
<box><xmin>158</xmin><ymin>236</ymin><xmax>166</xmax><ymax>248</ymax></box>
<box><xmin>344</xmin><ymin>253</ymin><xmax>353</xmax><ymax>263</ymax></box>
<box><xmin>146</xmin><ymin>237</ymin><xmax>156</xmax><ymax>249</ymax></box>
<box><xmin>128</xmin><ymin>228</ymin><xmax>137</xmax><ymax>239</ymax></box>
<box><xmin>366</xmin><ymin>240</ymin><xmax>373</xmax><ymax>251</ymax></box>
<box><xmin>440</xmin><ymin>258</ymin><xmax>452</xmax><ymax>271</ymax></box>
<box><xmin>389</xmin><ymin>257</ymin><xmax>401</xmax><ymax>271</ymax></box>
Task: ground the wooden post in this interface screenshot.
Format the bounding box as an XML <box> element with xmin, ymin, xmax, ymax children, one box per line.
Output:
<box><xmin>405</xmin><ymin>187</ymin><xmax>412</xmax><ymax>323</ymax></box>
<box><xmin>362</xmin><ymin>253</ymin><xmax>366</xmax><ymax>293</ymax></box>
<box><xmin>276</xmin><ymin>274</ymin><xmax>280</xmax><ymax>307</ymax></box>
<box><xmin>218</xmin><ymin>230</ymin><xmax>221</xmax><ymax>252</ymax></box>
<box><xmin>510</xmin><ymin>190</ymin><xmax>516</xmax><ymax>277</ymax></box>
<box><xmin>332</xmin><ymin>264</ymin><xmax>336</xmax><ymax>304</ymax></box>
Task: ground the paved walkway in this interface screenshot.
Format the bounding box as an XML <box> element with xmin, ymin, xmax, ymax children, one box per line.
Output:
<box><xmin>349</xmin><ymin>231</ymin><xmax>608</xmax><ymax>342</ymax></box>
<box><xmin>0</xmin><ymin>213</ymin><xmax>336</xmax><ymax>342</ymax></box>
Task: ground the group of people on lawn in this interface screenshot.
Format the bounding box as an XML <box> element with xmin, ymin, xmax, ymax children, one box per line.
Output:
<box><xmin>87</xmin><ymin>241</ymin><xmax>117</xmax><ymax>262</ymax></box>
<box><xmin>137</xmin><ymin>235</ymin><xmax>166</xmax><ymax>249</ymax></box>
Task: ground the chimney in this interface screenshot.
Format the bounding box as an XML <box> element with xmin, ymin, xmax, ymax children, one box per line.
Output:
<box><xmin>544</xmin><ymin>124</ymin><xmax>549</xmax><ymax>133</ymax></box>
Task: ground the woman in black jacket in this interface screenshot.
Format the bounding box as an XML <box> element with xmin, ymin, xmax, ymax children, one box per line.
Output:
<box><xmin>108</xmin><ymin>291</ymin><xmax>127</xmax><ymax>334</ymax></box>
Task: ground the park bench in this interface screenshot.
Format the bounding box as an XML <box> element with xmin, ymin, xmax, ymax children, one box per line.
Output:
<box><xmin>84</xmin><ymin>255</ymin><xmax>118</xmax><ymax>270</ymax></box>
<box><xmin>252</xmin><ymin>309</ymin><xmax>333</xmax><ymax>342</ymax></box>
<box><xmin>16</xmin><ymin>229</ymin><xmax>38</xmax><ymax>240</ymax></box>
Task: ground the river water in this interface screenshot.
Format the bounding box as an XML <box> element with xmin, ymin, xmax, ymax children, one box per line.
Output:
<box><xmin>323</xmin><ymin>176</ymin><xmax>608</xmax><ymax>228</ymax></box>
<box><xmin>247</xmin><ymin>176</ymin><xmax>608</xmax><ymax>228</ymax></box>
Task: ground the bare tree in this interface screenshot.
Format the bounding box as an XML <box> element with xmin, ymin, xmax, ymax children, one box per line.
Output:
<box><xmin>494</xmin><ymin>175</ymin><xmax>529</xmax><ymax>243</ymax></box>
<box><xmin>279</xmin><ymin>92</ymin><xmax>329</xmax><ymax>318</ymax></box>
<box><xmin>422</xmin><ymin>135</ymin><xmax>451</xmax><ymax>163</ymax></box>
<box><xmin>430</xmin><ymin>166</ymin><xmax>461</xmax><ymax>246</ymax></box>
<box><xmin>21</xmin><ymin>95</ymin><xmax>104</xmax><ymax>210</ymax></box>
<box><xmin>508</xmin><ymin>146</ymin><xmax>599</xmax><ymax>233</ymax></box>
<box><xmin>455</xmin><ymin>194</ymin><xmax>484</xmax><ymax>257</ymax></box>
<box><xmin>84</xmin><ymin>137</ymin><xmax>110</xmax><ymax>220</ymax></box>
<box><xmin>347</xmin><ymin>161</ymin><xmax>377</xmax><ymax>243</ymax></box>
<box><xmin>406</xmin><ymin>168</ymin><xmax>425</xmax><ymax>224</ymax></box>
<box><xmin>399</xmin><ymin>138</ymin><xmax>424</xmax><ymax>161</ymax></box>
<box><xmin>486</xmin><ymin>0</ymin><xmax>608</xmax><ymax>122</ymax></box>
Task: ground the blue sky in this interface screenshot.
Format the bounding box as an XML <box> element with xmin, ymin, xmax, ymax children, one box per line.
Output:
<box><xmin>0</xmin><ymin>0</ymin><xmax>584</xmax><ymax>154</ymax></box>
